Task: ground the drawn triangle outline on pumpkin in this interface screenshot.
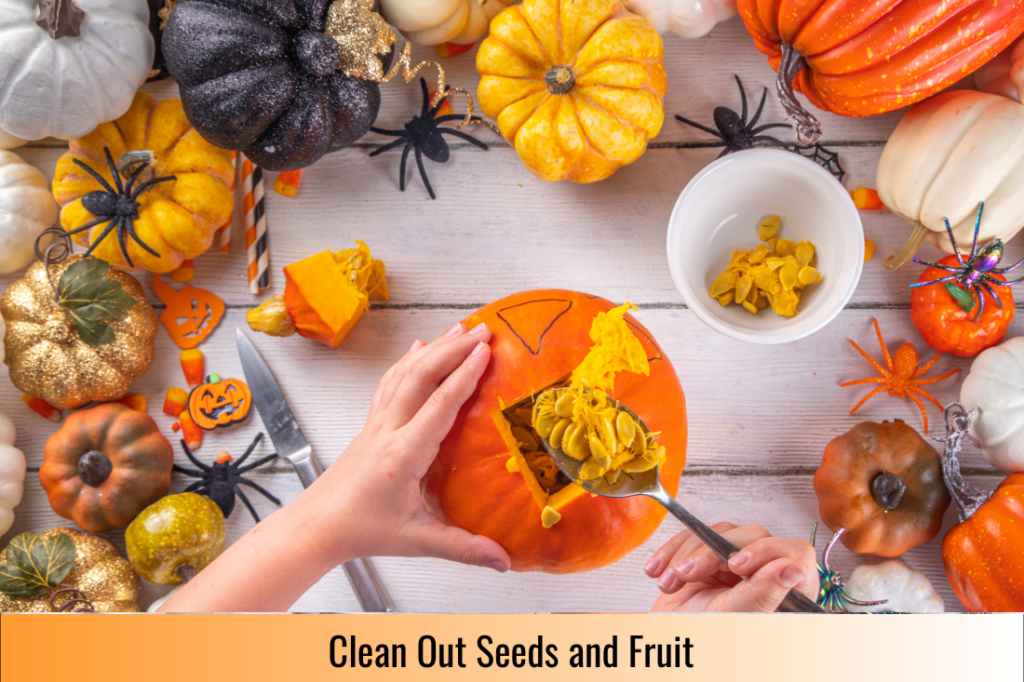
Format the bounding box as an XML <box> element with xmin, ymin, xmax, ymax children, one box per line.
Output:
<box><xmin>626</xmin><ymin>319</ymin><xmax>663</xmax><ymax>363</ymax></box>
<box><xmin>496</xmin><ymin>298</ymin><xmax>573</xmax><ymax>355</ymax></box>
<box><xmin>151</xmin><ymin>274</ymin><xmax>226</xmax><ymax>349</ymax></box>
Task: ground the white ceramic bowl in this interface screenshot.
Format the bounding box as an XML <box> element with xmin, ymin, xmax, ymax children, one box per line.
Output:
<box><xmin>667</xmin><ymin>149</ymin><xmax>864</xmax><ymax>344</ymax></box>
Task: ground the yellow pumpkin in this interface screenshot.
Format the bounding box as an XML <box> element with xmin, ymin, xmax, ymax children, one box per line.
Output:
<box><xmin>51</xmin><ymin>92</ymin><xmax>235</xmax><ymax>273</ymax></box>
<box><xmin>476</xmin><ymin>0</ymin><xmax>666</xmax><ymax>183</ymax></box>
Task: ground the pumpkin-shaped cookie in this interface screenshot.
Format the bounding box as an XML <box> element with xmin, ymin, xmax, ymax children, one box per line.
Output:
<box><xmin>1</xmin><ymin>256</ymin><xmax>158</xmax><ymax>409</ymax></box>
<box><xmin>52</xmin><ymin>92</ymin><xmax>235</xmax><ymax>273</ymax></box>
<box><xmin>476</xmin><ymin>0</ymin><xmax>666</xmax><ymax>183</ymax></box>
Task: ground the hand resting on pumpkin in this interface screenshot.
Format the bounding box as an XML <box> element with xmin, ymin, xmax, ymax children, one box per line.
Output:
<box><xmin>645</xmin><ymin>523</ymin><xmax>818</xmax><ymax>612</ymax></box>
<box><xmin>159</xmin><ymin>321</ymin><xmax>510</xmax><ymax>612</ymax></box>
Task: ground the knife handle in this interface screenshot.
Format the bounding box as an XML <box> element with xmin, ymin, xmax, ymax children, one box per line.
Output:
<box><xmin>343</xmin><ymin>558</ymin><xmax>395</xmax><ymax>612</ymax></box>
<box><xmin>292</xmin><ymin>453</ymin><xmax>322</xmax><ymax>488</ymax></box>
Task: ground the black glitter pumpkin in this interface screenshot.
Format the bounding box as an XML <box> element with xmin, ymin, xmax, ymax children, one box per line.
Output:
<box><xmin>162</xmin><ymin>0</ymin><xmax>389</xmax><ymax>171</ymax></box>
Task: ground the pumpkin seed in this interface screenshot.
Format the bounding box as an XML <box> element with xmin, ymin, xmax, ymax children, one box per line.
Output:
<box><xmin>549</xmin><ymin>418</ymin><xmax>571</xmax><ymax>450</ymax></box>
<box><xmin>555</xmin><ymin>391</ymin><xmax>575</xmax><ymax>418</ymax></box>
<box><xmin>615</xmin><ymin>411</ymin><xmax>636</xmax><ymax>445</ymax></box>
<box><xmin>759</xmin><ymin>215</ymin><xmax>781</xmax><ymax>241</ymax></box>
<box><xmin>798</xmin><ymin>265</ymin><xmax>822</xmax><ymax>285</ymax></box>
<box><xmin>534</xmin><ymin>411</ymin><xmax>556</xmax><ymax>439</ymax></box>
<box><xmin>589</xmin><ymin>434</ymin><xmax>611</xmax><ymax>468</ymax></box>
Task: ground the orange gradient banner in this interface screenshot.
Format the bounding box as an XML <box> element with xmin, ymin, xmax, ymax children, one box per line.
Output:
<box><xmin>2</xmin><ymin>613</ymin><xmax>1021</xmax><ymax>681</ymax></box>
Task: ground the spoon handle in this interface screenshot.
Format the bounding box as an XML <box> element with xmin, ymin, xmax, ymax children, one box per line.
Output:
<box><xmin>648</xmin><ymin>489</ymin><xmax>823</xmax><ymax>613</ymax></box>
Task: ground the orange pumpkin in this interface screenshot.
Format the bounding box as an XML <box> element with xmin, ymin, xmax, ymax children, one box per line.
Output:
<box><xmin>424</xmin><ymin>291</ymin><xmax>686</xmax><ymax>573</ymax></box>
<box><xmin>187</xmin><ymin>375</ymin><xmax>252</xmax><ymax>431</ymax></box>
<box><xmin>737</xmin><ymin>0</ymin><xmax>1024</xmax><ymax>140</ymax></box>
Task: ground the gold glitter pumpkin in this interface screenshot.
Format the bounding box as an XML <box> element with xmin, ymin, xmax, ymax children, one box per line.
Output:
<box><xmin>1</xmin><ymin>256</ymin><xmax>158</xmax><ymax>409</ymax></box>
<box><xmin>0</xmin><ymin>528</ymin><xmax>141</xmax><ymax>613</ymax></box>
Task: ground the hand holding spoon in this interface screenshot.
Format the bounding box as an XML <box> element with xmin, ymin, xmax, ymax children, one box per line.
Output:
<box><xmin>538</xmin><ymin>389</ymin><xmax>823</xmax><ymax>613</ymax></box>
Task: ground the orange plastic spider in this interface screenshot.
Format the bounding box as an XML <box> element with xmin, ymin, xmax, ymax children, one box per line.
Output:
<box><xmin>840</xmin><ymin>318</ymin><xmax>960</xmax><ymax>433</ymax></box>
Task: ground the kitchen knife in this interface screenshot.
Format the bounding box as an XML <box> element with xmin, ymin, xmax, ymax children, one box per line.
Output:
<box><xmin>236</xmin><ymin>328</ymin><xmax>395</xmax><ymax>613</ymax></box>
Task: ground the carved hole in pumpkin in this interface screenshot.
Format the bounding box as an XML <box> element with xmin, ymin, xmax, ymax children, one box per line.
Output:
<box><xmin>499</xmin><ymin>380</ymin><xmax>571</xmax><ymax>496</ymax></box>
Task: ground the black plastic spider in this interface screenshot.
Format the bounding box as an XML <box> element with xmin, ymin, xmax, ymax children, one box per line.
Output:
<box><xmin>910</xmin><ymin>202</ymin><xmax>1024</xmax><ymax>321</ymax></box>
<box><xmin>61</xmin><ymin>146</ymin><xmax>175</xmax><ymax>267</ymax></box>
<box><xmin>675</xmin><ymin>76</ymin><xmax>845</xmax><ymax>181</ymax></box>
<box><xmin>173</xmin><ymin>432</ymin><xmax>281</xmax><ymax>523</ymax></box>
<box><xmin>369</xmin><ymin>78</ymin><xmax>488</xmax><ymax>199</ymax></box>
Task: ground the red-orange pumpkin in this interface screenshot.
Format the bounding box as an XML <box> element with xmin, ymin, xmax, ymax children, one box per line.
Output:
<box><xmin>424</xmin><ymin>291</ymin><xmax>687</xmax><ymax>573</ymax></box>
<box><xmin>737</xmin><ymin>0</ymin><xmax>1024</xmax><ymax>140</ymax></box>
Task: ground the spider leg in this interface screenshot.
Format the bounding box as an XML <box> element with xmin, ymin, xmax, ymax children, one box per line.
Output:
<box><xmin>129</xmin><ymin>175</ymin><xmax>176</xmax><ymax>200</ymax></box>
<box><xmin>735</xmin><ymin>75</ymin><xmax>748</xmax><ymax>126</ymax></box>
<box><xmin>905</xmin><ymin>390</ymin><xmax>930</xmax><ymax>434</ymax></box>
<box><xmin>846</xmin><ymin>385</ymin><xmax>888</xmax><ymax>415</ymax></box>
<box><xmin>912</xmin><ymin>351</ymin><xmax>942</xmax><ymax>377</ymax></box>
<box><xmin>237</xmin><ymin>477</ymin><xmax>282</xmax><ymax>506</ymax></box>
<box><xmin>675</xmin><ymin>115</ymin><xmax>725</xmax><ymax>139</ymax></box>
<box><xmin>683</xmin><ymin>141</ymin><xmax>730</xmax><ymax>149</ymax></box>
<box><xmin>990</xmin><ymin>253</ymin><xmax>1024</xmax><ymax>274</ymax></box>
<box><xmin>182</xmin><ymin>481</ymin><xmax>205</xmax><ymax>493</ymax></box>
<box><xmin>908</xmin><ymin>274</ymin><xmax>961</xmax><ymax>288</ymax></box>
<box><xmin>115</xmin><ymin>217</ymin><xmax>135</xmax><ymax>267</ymax></box>
<box><xmin>80</xmin><ymin>219</ymin><xmax>118</xmax><ymax>258</ymax></box>
<box><xmin>749</xmin><ymin>123</ymin><xmax>793</xmax><ymax>135</ymax></box>
<box><xmin>234</xmin><ymin>488</ymin><xmax>262</xmax><ymax>523</ymax></box>
<box><xmin>399</xmin><ymin>142</ymin><xmax>413</xmax><ymax>192</ymax></box>
<box><xmin>103</xmin><ymin>148</ymin><xmax>125</xmax><ymax>194</ymax></box>
<box><xmin>748</xmin><ymin>85</ymin><xmax>768</xmax><ymax>128</ymax></box>
<box><xmin>838</xmin><ymin>377</ymin><xmax>888</xmax><ymax>387</ymax></box>
<box><xmin>944</xmin><ymin>218</ymin><xmax>967</xmax><ymax>268</ymax></box>
<box><xmin>434</xmin><ymin>114</ymin><xmax>478</xmax><ymax>124</ymax></box>
<box><xmin>985</xmin><ymin>272</ymin><xmax>1024</xmax><ymax>285</ymax></box>
<box><xmin>123</xmin><ymin>218</ymin><xmax>161</xmax><ymax>258</ymax></box>
<box><xmin>438</xmin><ymin>128</ymin><xmax>488</xmax><ymax>150</ymax></box>
<box><xmin>911</xmin><ymin>367</ymin><xmax>961</xmax><ymax>386</ymax></box>
<box><xmin>979</xmin><ymin>280</ymin><xmax>1003</xmax><ymax>311</ymax></box>
<box><xmin>60</xmin><ymin>215</ymin><xmax>108</xmax><ymax>237</ymax></box>
<box><xmin>369</xmin><ymin>127</ymin><xmax>406</xmax><ymax>137</ymax></box>
<box><xmin>71</xmin><ymin>158</ymin><xmax>118</xmax><ymax>194</ymax></box>
<box><xmin>172</xmin><ymin>464</ymin><xmax>206</xmax><ymax>477</ymax></box>
<box><xmin>968</xmin><ymin>202</ymin><xmax>984</xmax><ymax>262</ymax></box>
<box><xmin>419</xmin><ymin>77</ymin><xmax>431</xmax><ymax>118</ymax></box>
<box><xmin>847</xmin><ymin>338</ymin><xmax>891</xmax><ymax>379</ymax></box>
<box><xmin>871</xmin><ymin>318</ymin><xmax>894</xmax><ymax>373</ymax></box>
<box><xmin>415</xmin><ymin>144</ymin><xmax>436</xmax><ymax>200</ymax></box>
<box><xmin>233</xmin><ymin>432</ymin><xmax>264</xmax><ymax>467</ymax></box>
<box><xmin>910</xmin><ymin>257</ymin><xmax>960</xmax><ymax>271</ymax></box>
<box><xmin>123</xmin><ymin>162</ymin><xmax>148</xmax><ymax>196</ymax></box>
<box><xmin>237</xmin><ymin>454</ymin><xmax>279</xmax><ymax>474</ymax></box>
<box><xmin>180</xmin><ymin>439</ymin><xmax>212</xmax><ymax>470</ymax></box>
<box><xmin>369</xmin><ymin>136</ymin><xmax>412</xmax><ymax>157</ymax></box>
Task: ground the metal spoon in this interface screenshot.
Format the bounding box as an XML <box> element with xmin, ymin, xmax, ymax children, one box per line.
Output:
<box><xmin>538</xmin><ymin>389</ymin><xmax>823</xmax><ymax>613</ymax></box>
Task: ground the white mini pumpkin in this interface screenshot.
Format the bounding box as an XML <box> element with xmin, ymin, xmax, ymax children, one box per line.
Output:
<box><xmin>845</xmin><ymin>560</ymin><xmax>944</xmax><ymax>613</ymax></box>
<box><xmin>975</xmin><ymin>37</ymin><xmax>1024</xmax><ymax>103</ymax></box>
<box><xmin>622</xmin><ymin>0</ymin><xmax>736</xmax><ymax>39</ymax></box>
<box><xmin>380</xmin><ymin>0</ymin><xmax>513</xmax><ymax>46</ymax></box>
<box><xmin>0</xmin><ymin>410</ymin><xmax>27</xmax><ymax>537</ymax></box>
<box><xmin>0</xmin><ymin>126</ymin><xmax>27</xmax><ymax>150</ymax></box>
<box><xmin>876</xmin><ymin>90</ymin><xmax>1024</xmax><ymax>268</ymax></box>
<box><xmin>961</xmin><ymin>336</ymin><xmax>1024</xmax><ymax>473</ymax></box>
<box><xmin>0</xmin><ymin>0</ymin><xmax>154</xmax><ymax>141</ymax></box>
<box><xmin>0</xmin><ymin>149</ymin><xmax>59</xmax><ymax>274</ymax></box>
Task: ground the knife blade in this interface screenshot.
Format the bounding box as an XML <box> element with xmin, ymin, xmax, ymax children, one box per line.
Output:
<box><xmin>235</xmin><ymin>328</ymin><xmax>395</xmax><ymax>613</ymax></box>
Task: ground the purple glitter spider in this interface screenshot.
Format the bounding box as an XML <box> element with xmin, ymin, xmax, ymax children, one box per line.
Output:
<box><xmin>910</xmin><ymin>202</ymin><xmax>1024</xmax><ymax>321</ymax></box>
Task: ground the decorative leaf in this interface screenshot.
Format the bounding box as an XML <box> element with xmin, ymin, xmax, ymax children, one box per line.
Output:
<box><xmin>0</xmin><ymin>532</ymin><xmax>75</xmax><ymax>598</ymax></box>
<box><xmin>945</xmin><ymin>282</ymin><xmax>977</xmax><ymax>314</ymax></box>
<box><xmin>58</xmin><ymin>258</ymin><xmax>138</xmax><ymax>346</ymax></box>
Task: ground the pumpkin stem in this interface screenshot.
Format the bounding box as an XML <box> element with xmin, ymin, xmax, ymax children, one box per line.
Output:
<box><xmin>77</xmin><ymin>450</ymin><xmax>113</xmax><ymax>487</ymax></box>
<box><xmin>35</xmin><ymin>0</ymin><xmax>86</xmax><ymax>40</ymax></box>
<box><xmin>545</xmin><ymin>66</ymin><xmax>576</xmax><ymax>95</ymax></box>
<box><xmin>884</xmin><ymin>222</ymin><xmax>929</xmax><ymax>271</ymax></box>
<box><xmin>49</xmin><ymin>585</ymin><xmax>96</xmax><ymax>612</ymax></box>
<box><xmin>871</xmin><ymin>471</ymin><xmax>906</xmax><ymax>510</ymax></box>
<box><xmin>937</xmin><ymin>403</ymin><xmax>992</xmax><ymax>523</ymax></box>
<box><xmin>776</xmin><ymin>42</ymin><xmax>822</xmax><ymax>145</ymax></box>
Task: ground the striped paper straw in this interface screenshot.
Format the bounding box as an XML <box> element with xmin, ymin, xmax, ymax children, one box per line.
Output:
<box><xmin>217</xmin><ymin>151</ymin><xmax>238</xmax><ymax>253</ymax></box>
<box><xmin>242</xmin><ymin>155</ymin><xmax>269</xmax><ymax>293</ymax></box>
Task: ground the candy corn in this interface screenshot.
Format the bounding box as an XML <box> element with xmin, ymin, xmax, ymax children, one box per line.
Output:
<box><xmin>163</xmin><ymin>387</ymin><xmax>189</xmax><ymax>417</ymax></box>
<box><xmin>180</xmin><ymin>411</ymin><xmax>203</xmax><ymax>450</ymax></box>
<box><xmin>180</xmin><ymin>349</ymin><xmax>204</xmax><ymax>388</ymax></box>
<box><xmin>273</xmin><ymin>170</ymin><xmax>302</xmax><ymax>197</ymax></box>
<box><xmin>864</xmin><ymin>240</ymin><xmax>876</xmax><ymax>262</ymax></box>
<box><xmin>170</xmin><ymin>259</ymin><xmax>194</xmax><ymax>282</ymax></box>
<box><xmin>429</xmin><ymin>90</ymin><xmax>453</xmax><ymax>118</ymax></box>
<box><xmin>436</xmin><ymin>41</ymin><xmax>475</xmax><ymax>58</ymax></box>
<box><xmin>22</xmin><ymin>394</ymin><xmax>61</xmax><ymax>422</ymax></box>
<box><xmin>172</xmin><ymin>422</ymin><xmax>181</xmax><ymax>432</ymax></box>
<box><xmin>851</xmin><ymin>187</ymin><xmax>885</xmax><ymax>211</ymax></box>
<box><xmin>118</xmin><ymin>394</ymin><xmax>148</xmax><ymax>412</ymax></box>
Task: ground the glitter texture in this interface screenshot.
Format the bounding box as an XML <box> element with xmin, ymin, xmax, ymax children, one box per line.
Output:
<box><xmin>0</xmin><ymin>528</ymin><xmax>141</xmax><ymax>613</ymax></box>
<box><xmin>326</xmin><ymin>0</ymin><xmax>395</xmax><ymax>80</ymax></box>
<box><xmin>1</xmin><ymin>257</ymin><xmax>158</xmax><ymax>409</ymax></box>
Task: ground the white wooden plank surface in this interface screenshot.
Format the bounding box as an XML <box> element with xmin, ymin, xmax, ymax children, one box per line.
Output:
<box><xmin>1</xmin><ymin>19</ymin><xmax>1020</xmax><ymax>613</ymax></box>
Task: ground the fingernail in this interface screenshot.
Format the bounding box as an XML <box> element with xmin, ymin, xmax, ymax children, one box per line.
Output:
<box><xmin>644</xmin><ymin>556</ymin><xmax>662</xmax><ymax>575</ymax></box>
<box><xmin>485</xmin><ymin>560</ymin><xmax>507</xmax><ymax>572</ymax></box>
<box><xmin>409</xmin><ymin>340</ymin><xmax>421</xmax><ymax>352</ymax></box>
<box><xmin>779</xmin><ymin>567</ymin><xmax>805</xmax><ymax>588</ymax></box>
<box><xmin>675</xmin><ymin>558</ymin><xmax>694</xmax><ymax>575</ymax></box>
<box><xmin>729</xmin><ymin>552</ymin><xmax>749</xmax><ymax>568</ymax></box>
<box><xmin>471</xmin><ymin>341</ymin><xmax>487</xmax><ymax>356</ymax></box>
<box><xmin>444</xmin><ymin>323</ymin><xmax>464</xmax><ymax>337</ymax></box>
<box><xmin>469</xmin><ymin>322</ymin><xmax>489</xmax><ymax>335</ymax></box>
<box><xmin>657</xmin><ymin>571</ymin><xmax>676</xmax><ymax>590</ymax></box>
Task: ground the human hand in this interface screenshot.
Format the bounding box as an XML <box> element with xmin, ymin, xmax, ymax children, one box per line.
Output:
<box><xmin>645</xmin><ymin>523</ymin><xmax>818</xmax><ymax>612</ymax></box>
<box><xmin>295</xmin><ymin>321</ymin><xmax>511</xmax><ymax>573</ymax></box>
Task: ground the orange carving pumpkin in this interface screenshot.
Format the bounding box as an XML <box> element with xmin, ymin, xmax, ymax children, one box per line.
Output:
<box><xmin>187</xmin><ymin>375</ymin><xmax>252</xmax><ymax>431</ymax></box>
<box><xmin>424</xmin><ymin>290</ymin><xmax>687</xmax><ymax>573</ymax></box>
